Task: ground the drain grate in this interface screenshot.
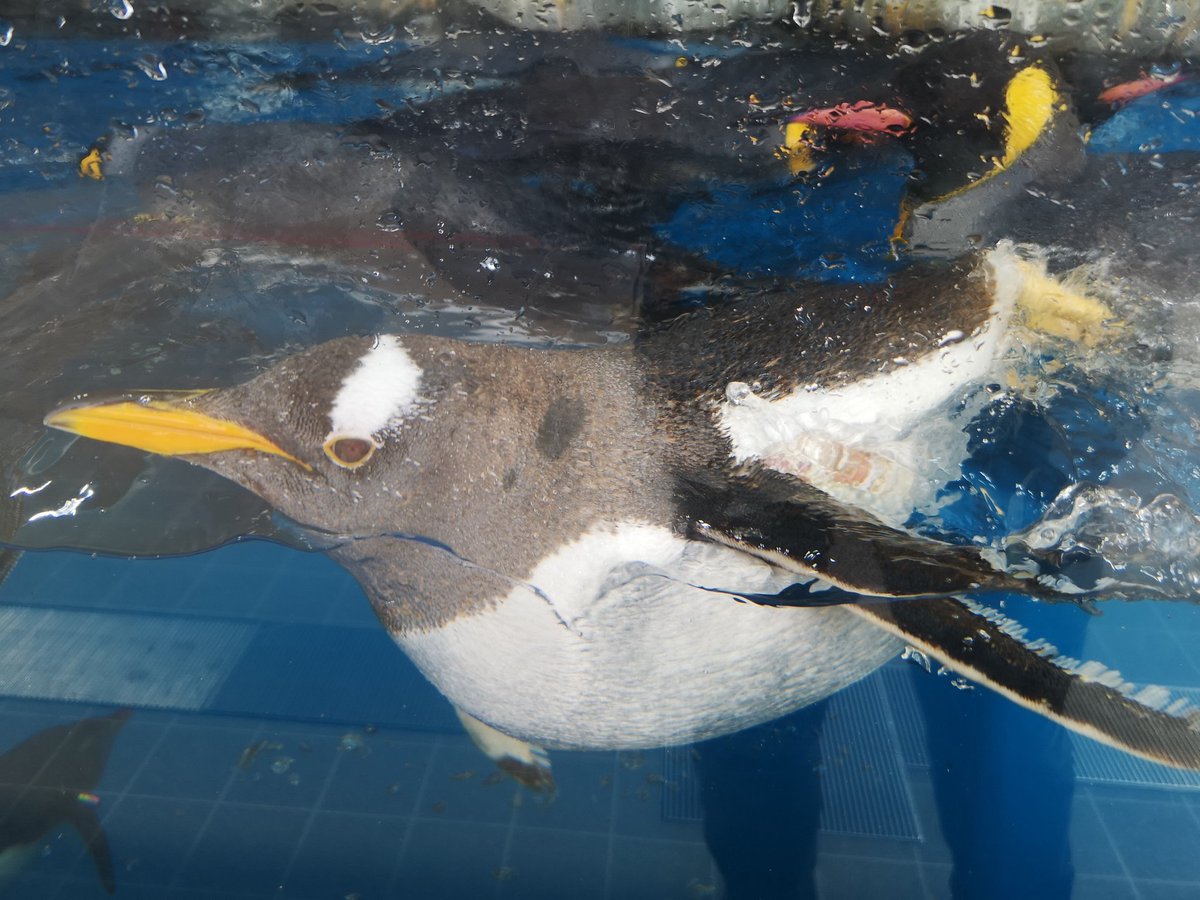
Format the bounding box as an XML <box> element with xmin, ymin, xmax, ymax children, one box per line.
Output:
<box><xmin>0</xmin><ymin>605</ymin><xmax>254</xmax><ymax>710</ymax></box>
<box><xmin>1070</xmin><ymin>685</ymin><xmax>1200</xmax><ymax>792</ymax></box>
<box><xmin>662</xmin><ymin>672</ymin><xmax>921</xmax><ymax>840</ymax></box>
<box><xmin>883</xmin><ymin>659</ymin><xmax>1200</xmax><ymax>792</ymax></box>
<box><xmin>880</xmin><ymin>662</ymin><xmax>930</xmax><ymax>769</ymax></box>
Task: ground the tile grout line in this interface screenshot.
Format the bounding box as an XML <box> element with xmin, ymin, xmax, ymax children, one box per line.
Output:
<box><xmin>384</xmin><ymin>731</ymin><xmax>441</xmax><ymax>896</ymax></box>
<box><xmin>48</xmin><ymin>710</ymin><xmax>182</xmax><ymax>900</ymax></box>
<box><xmin>167</xmin><ymin>720</ymin><xmax>270</xmax><ymax>892</ymax></box>
<box><xmin>1084</xmin><ymin>788</ymin><xmax>1145</xmax><ymax>900</ymax></box>
<box><xmin>602</xmin><ymin>752</ymin><xmax>619</xmax><ymax>900</ymax></box>
<box><xmin>272</xmin><ymin>733</ymin><xmax>349</xmax><ymax>896</ymax></box>
<box><xmin>494</xmin><ymin>773</ymin><xmax>522</xmax><ymax>900</ymax></box>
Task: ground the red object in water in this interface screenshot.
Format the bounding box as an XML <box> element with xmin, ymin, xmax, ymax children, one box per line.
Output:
<box><xmin>788</xmin><ymin>101</ymin><xmax>913</xmax><ymax>135</ymax></box>
<box><xmin>1099</xmin><ymin>72</ymin><xmax>1187</xmax><ymax>106</ymax></box>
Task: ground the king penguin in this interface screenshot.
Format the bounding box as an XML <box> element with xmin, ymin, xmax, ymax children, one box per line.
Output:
<box><xmin>43</xmin><ymin>246</ymin><xmax>1200</xmax><ymax>788</ymax></box>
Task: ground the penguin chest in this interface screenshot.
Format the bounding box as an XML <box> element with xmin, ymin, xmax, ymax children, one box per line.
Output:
<box><xmin>394</xmin><ymin>523</ymin><xmax>901</xmax><ymax>750</ymax></box>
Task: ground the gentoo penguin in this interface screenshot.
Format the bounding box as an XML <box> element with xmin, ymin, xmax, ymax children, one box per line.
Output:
<box><xmin>44</xmin><ymin>247</ymin><xmax>1200</xmax><ymax>788</ymax></box>
<box><xmin>0</xmin><ymin>709</ymin><xmax>131</xmax><ymax>893</ymax></box>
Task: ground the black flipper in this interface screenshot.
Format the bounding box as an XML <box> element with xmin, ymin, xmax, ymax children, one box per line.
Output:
<box><xmin>675</xmin><ymin>466</ymin><xmax>1037</xmax><ymax>601</ymax></box>
<box><xmin>679</xmin><ymin>467</ymin><xmax>1200</xmax><ymax>770</ymax></box>
<box><xmin>67</xmin><ymin>801</ymin><xmax>116</xmax><ymax>894</ymax></box>
<box><xmin>852</xmin><ymin>598</ymin><xmax>1200</xmax><ymax>771</ymax></box>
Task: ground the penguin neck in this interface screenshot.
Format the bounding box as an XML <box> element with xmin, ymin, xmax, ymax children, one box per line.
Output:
<box><xmin>327</xmin><ymin>339</ymin><xmax>680</xmax><ymax>634</ymax></box>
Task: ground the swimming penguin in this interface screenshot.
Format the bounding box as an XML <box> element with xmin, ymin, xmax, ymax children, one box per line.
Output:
<box><xmin>43</xmin><ymin>248</ymin><xmax>1200</xmax><ymax>789</ymax></box>
<box><xmin>781</xmin><ymin>31</ymin><xmax>1086</xmax><ymax>255</ymax></box>
<box><xmin>356</xmin><ymin>29</ymin><xmax>1083</xmax><ymax>264</ymax></box>
<box><xmin>0</xmin><ymin>709</ymin><xmax>131</xmax><ymax>893</ymax></box>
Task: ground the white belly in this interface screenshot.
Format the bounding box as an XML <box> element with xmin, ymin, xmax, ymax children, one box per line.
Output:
<box><xmin>397</xmin><ymin>523</ymin><xmax>901</xmax><ymax>750</ymax></box>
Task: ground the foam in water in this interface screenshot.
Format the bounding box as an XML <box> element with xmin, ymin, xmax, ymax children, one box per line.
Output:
<box><xmin>1009</xmin><ymin>483</ymin><xmax>1200</xmax><ymax>597</ymax></box>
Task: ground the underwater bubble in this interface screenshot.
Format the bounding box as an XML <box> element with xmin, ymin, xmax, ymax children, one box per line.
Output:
<box><xmin>1010</xmin><ymin>484</ymin><xmax>1200</xmax><ymax>595</ymax></box>
<box><xmin>339</xmin><ymin>731</ymin><xmax>366</xmax><ymax>752</ymax></box>
<box><xmin>270</xmin><ymin>756</ymin><xmax>293</xmax><ymax>775</ymax></box>
<box><xmin>901</xmin><ymin>646</ymin><xmax>932</xmax><ymax>672</ymax></box>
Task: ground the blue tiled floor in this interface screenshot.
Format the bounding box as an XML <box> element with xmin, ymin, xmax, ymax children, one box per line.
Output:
<box><xmin>0</xmin><ymin>542</ymin><xmax>1198</xmax><ymax>898</ymax></box>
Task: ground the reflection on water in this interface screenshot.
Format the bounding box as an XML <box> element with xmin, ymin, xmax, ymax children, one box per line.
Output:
<box><xmin>1</xmin><ymin>6</ymin><xmax>1200</xmax><ymax>899</ymax></box>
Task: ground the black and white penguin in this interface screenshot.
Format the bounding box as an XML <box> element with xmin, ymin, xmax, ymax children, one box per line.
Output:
<box><xmin>356</xmin><ymin>29</ymin><xmax>1083</xmax><ymax>266</ymax></box>
<box><xmin>43</xmin><ymin>247</ymin><xmax>1200</xmax><ymax>788</ymax></box>
<box><xmin>0</xmin><ymin>709</ymin><xmax>131</xmax><ymax>893</ymax></box>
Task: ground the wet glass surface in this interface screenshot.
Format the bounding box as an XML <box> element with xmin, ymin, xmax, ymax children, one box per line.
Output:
<box><xmin>1</xmin><ymin>3</ymin><xmax>1200</xmax><ymax>898</ymax></box>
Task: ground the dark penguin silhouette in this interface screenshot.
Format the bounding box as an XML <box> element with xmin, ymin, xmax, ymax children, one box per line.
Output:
<box><xmin>0</xmin><ymin>709</ymin><xmax>131</xmax><ymax>893</ymax></box>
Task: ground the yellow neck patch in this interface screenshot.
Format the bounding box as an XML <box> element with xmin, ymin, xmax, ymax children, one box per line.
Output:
<box><xmin>923</xmin><ymin>64</ymin><xmax>1059</xmax><ymax>207</ymax></box>
<box><xmin>999</xmin><ymin>65</ymin><xmax>1057</xmax><ymax>169</ymax></box>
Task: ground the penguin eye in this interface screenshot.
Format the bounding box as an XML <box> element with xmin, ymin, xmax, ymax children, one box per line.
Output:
<box><xmin>323</xmin><ymin>436</ymin><xmax>377</xmax><ymax>469</ymax></box>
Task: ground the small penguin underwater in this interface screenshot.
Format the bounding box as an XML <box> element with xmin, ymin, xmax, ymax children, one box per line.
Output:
<box><xmin>42</xmin><ymin>246</ymin><xmax>1200</xmax><ymax>788</ymax></box>
<box><xmin>0</xmin><ymin>709</ymin><xmax>130</xmax><ymax>893</ymax></box>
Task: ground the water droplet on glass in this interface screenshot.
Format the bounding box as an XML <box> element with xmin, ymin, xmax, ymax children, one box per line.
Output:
<box><xmin>0</xmin><ymin>20</ymin><xmax>13</xmax><ymax>46</ymax></box>
<box><xmin>108</xmin><ymin>0</ymin><xmax>134</xmax><ymax>20</ymax></box>
<box><xmin>339</xmin><ymin>732</ymin><xmax>365</xmax><ymax>753</ymax></box>
<box><xmin>135</xmin><ymin>54</ymin><xmax>168</xmax><ymax>81</ymax></box>
<box><xmin>725</xmin><ymin>381</ymin><xmax>753</xmax><ymax>405</ymax></box>
<box><xmin>0</xmin><ymin>88</ymin><xmax>13</xmax><ymax>111</ymax></box>
<box><xmin>936</xmin><ymin>329</ymin><xmax>965</xmax><ymax>348</ymax></box>
<box><xmin>376</xmin><ymin>210</ymin><xmax>403</xmax><ymax>232</ymax></box>
<box><xmin>480</xmin><ymin>256</ymin><xmax>499</xmax><ymax>272</ymax></box>
<box><xmin>270</xmin><ymin>756</ymin><xmax>293</xmax><ymax>775</ymax></box>
<box><xmin>360</xmin><ymin>23</ymin><xmax>395</xmax><ymax>45</ymax></box>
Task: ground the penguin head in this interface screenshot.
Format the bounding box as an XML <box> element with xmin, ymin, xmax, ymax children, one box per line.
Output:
<box><xmin>44</xmin><ymin>335</ymin><xmax>460</xmax><ymax>537</ymax></box>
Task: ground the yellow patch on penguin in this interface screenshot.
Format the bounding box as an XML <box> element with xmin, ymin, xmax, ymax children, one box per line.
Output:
<box><xmin>923</xmin><ymin>65</ymin><xmax>1059</xmax><ymax>207</ymax></box>
<box><xmin>999</xmin><ymin>66</ymin><xmax>1056</xmax><ymax>169</ymax></box>
<box><xmin>781</xmin><ymin>120</ymin><xmax>819</xmax><ymax>175</ymax></box>
<box><xmin>79</xmin><ymin>148</ymin><xmax>103</xmax><ymax>180</ymax></box>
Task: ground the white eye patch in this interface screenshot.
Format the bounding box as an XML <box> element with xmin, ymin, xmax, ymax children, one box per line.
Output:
<box><xmin>325</xmin><ymin>335</ymin><xmax>423</xmax><ymax>445</ymax></box>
